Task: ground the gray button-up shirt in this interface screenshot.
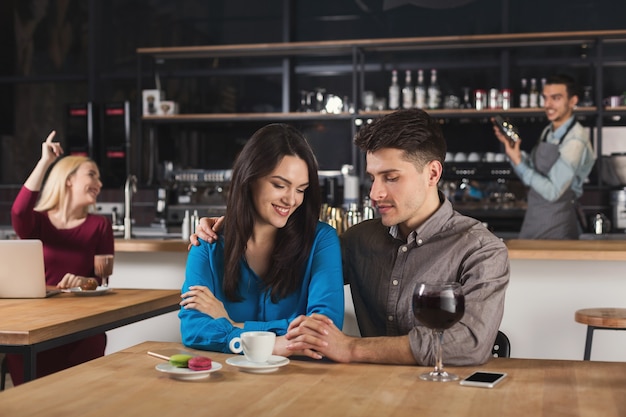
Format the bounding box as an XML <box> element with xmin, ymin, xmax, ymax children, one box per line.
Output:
<box><xmin>340</xmin><ymin>194</ymin><xmax>510</xmax><ymax>366</ymax></box>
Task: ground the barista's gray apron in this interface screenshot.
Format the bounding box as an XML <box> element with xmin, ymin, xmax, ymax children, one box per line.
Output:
<box><xmin>519</xmin><ymin>121</ymin><xmax>579</xmax><ymax>239</ymax></box>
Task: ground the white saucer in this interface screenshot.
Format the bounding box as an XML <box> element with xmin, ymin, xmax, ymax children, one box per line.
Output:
<box><xmin>155</xmin><ymin>361</ymin><xmax>222</xmax><ymax>380</ymax></box>
<box><xmin>62</xmin><ymin>286</ymin><xmax>112</xmax><ymax>296</ymax></box>
<box><xmin>225</xmin><ymin>355</ymin><xmax>289</xmax><ymax>373</ymax></box>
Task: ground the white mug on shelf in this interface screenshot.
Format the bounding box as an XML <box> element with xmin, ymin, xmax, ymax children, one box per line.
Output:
<box><xmin>603</xmin><ymin>96</ymin><xmax>622</xmax><ymax>108</ymax></box>
<box><xmin>468</xmin><ymin>152</ymin><xmax>481</xmax><ymax>162</ymax></box>
<box><xmin>454</xmin><ymin>152</ymin><xmax>467</xmax><ymax>162</ymax></box>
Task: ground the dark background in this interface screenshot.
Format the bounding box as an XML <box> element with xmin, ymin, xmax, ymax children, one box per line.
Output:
<box><xmin>1</xmin><ymin>0</ymin><xmax>625</xmax><ymax>189</ymax></box>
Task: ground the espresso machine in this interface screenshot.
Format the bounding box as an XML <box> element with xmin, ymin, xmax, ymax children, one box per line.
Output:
<box><xmin>162</xmin><ymin>168</ymin><xmax>232</xmax><ymax>228</ymax></box>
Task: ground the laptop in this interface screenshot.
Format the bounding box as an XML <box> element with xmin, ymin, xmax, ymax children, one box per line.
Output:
<box><xmin>0</xmin><ymin>239</ymin><xmax>61</xmax><ymax>298</ymax></box>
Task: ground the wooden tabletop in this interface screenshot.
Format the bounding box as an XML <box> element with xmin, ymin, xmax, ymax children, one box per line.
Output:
<box><xmin>0</xmin><ymin>289</ymin><xmax>181</xmax><ymax>346</ymax></box>
<box><xmin>1</xmin><ymin>340</ymin><xmax>624</xmax><ymax>417</ymax></box>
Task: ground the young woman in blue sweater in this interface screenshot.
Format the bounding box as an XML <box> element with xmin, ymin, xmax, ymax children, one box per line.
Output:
<box><xmin>179</xmin><ymin>124</ymin><xmax>344</xmax><ymax>359</ymax></box>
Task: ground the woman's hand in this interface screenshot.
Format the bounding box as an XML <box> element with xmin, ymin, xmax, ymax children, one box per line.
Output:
<box><xmin>180</xmin><ymin>285</ymin><xmax>241</xmax><ymax>327</ymax></box>
<box><xmin>286</xmin><ymin>314</ymin><xmax>354</xmax><ymax>363</ymax></box>
<box><xmin>273</xmin><ymin>334</ymin><xmax>328</xmax><ymax>360</ymax></box>
<box><xmin>269</xmin><ymin>314</ymin><xmax>334</xmax><ymax>360</ymax></box>
<box><xmin>271</xmin><ymin>335</ymin><xmax>321</xmax><ymax>359</ymax></box>
<box><xmin>41</xmin><ymin>131</ymin><xmax>64</xmax><ymax>165</ymax></box>
<box><xmin>25</xmin><ymin>131</ymin><xmax>65</xmax><ymax>192</ymax></box>
<box><xmin>56</xmin><ymin>273</ymin><xmax>88</xmax><ymax>289</ymax></box>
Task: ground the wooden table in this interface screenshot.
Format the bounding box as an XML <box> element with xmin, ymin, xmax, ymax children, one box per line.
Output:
<box><xmin>1</xmin><ymin>341</ymin><xmax>624</xmax><ymax>416</ymax></box>
<box><xmin>0</xmin><ymin>289</ymin><xmax>180</xmax><ymax>382</ymax></box>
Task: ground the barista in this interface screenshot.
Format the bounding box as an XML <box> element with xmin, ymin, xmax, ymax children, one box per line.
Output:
<box><xmin>493</xmin><ymin>74</ymin><xmax>595</xmax><ymax>239</ymax></box>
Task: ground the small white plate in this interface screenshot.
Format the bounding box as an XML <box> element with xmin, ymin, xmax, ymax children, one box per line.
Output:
<box><xmin>61</xmin><ymin>286</ymin><xmax>112</xmax><ymax>296</ymax></box>
<box><xmin>155</xmin><ymin>361</ymin><xmax>222</xmax><ymax>381</ymax></box>
<box><xmin>225</xmin><ymin>355</ymin><xmax>289</xmax><ymax>373</ymax></box>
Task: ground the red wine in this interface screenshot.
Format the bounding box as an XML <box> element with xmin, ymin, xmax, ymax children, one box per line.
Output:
<box><xmin>413</xmin><ymin>293</ymin><xmax>465</xmax><ymax>330</ymax></box>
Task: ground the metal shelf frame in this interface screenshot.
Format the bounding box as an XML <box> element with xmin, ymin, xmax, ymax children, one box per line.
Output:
<box><xmin>136</xmin><ymin>29</ymin><xmax>626</xmax><ymax>186</ymax></box>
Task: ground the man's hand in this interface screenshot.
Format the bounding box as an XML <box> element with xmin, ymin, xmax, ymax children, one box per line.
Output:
<box><xmin>286</xmin><ymin>314</ymin><xmax>355</xmax><ymax>363</ymax></box>
<box><xmin>273</xmin><ymin>333</ymin><xmax>327</xmax><ymax>360</ymax></box>
<box><xmin>189</xmin><ymin>216</ymin><xmax>224</xmax><ymax>247</ymax></box>
<box><xmin>491</xmin><ymin>119</ymin><xmax>522</xmax><ymax>166</ymax></box>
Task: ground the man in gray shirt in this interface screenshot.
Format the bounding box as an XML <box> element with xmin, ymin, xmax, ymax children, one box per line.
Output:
<box><xmin>192</xmin><ymin>109</ymin><xmax>509</xmax><ymax>366</ymax></box>
<box><xmin>287</xmin><ymin>108</ymin><xmax>509</xmax><ymax>366</ymax></box>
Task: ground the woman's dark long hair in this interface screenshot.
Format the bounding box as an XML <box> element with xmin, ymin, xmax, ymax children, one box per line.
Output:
<box><xmin>222</xmin><ymin>124</ymin><xmax>321</xmax><ymax>302</ymax></box>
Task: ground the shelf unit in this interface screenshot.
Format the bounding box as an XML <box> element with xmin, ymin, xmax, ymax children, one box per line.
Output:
<box><xmin>136</xmin><ymin>29</ymin><xmax>626</xmax><ymax>186</ymax></box>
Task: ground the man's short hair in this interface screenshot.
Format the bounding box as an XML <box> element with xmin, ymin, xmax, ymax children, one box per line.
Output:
<box><xmin>545</xmin><ymin>73</ymin><xmax>579</xmax><ymax>98</ymax></box>
<box><xmin>353</xmin><ymin>108</ymin><xmax>447</xmax><ymax>168</ymax></box>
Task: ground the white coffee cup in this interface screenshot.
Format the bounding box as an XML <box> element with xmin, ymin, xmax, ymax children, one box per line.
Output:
<box><xmin>229</xmin><ymin>331</ymin><xmax>276</xmax><ymax>363</ymax></box>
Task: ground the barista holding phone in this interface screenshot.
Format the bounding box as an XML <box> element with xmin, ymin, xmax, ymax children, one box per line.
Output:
<box><xmin>492</xmin><ymin>74</ymin><xmax>595</xmax><ymax>239</ymax></box>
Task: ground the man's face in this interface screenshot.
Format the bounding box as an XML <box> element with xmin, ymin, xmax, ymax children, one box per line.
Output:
<box><xmin>366</xmin><ymin>148</ymin><xmax>440</xmax><ymax>237</ymax></box>
<box><xmin>542</xmin><ymin>83</ymin><xmax>577</xmax><ymax>129</ymax></box>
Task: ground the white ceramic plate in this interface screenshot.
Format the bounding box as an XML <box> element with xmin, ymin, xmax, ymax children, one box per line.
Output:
<box><xmin>61</xmin><ymin>286</ymin><xmax>113</xmax><ymax>296</ymax></box>
<box><xmin>155</xmin><ymin>361</ymin><xmax>222</xmax><ymax>380</ymax></box>
<box><xmin>225</xmin><ymin>355</ymin><xmax>289</xmax><ymax>373</ymax></box>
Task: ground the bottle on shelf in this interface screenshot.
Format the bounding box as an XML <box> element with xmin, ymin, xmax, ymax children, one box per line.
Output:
<box><xmin>529</xmin><ymin>78</ymin><xmax>539</xmax><ymax>108</ymax></box>
<box><xmin>581</xmin><ymin>85</ymin><xmax>594</xmax><ymax>107</ymax></box>
<box><xmin>461</xmin><ymin>87</ymin><xmax>472</xmax><ymax>109</ymax></box>
<box><xmin>388</xmin><ymin>70</ymin><xmax>400</xmax><ymax>110</ymax></box>
<box><xmin>427</xmin><ymin>69</ymin><xmax>441</xmax><ymax>109</ymax></box>
<box><xmin>539</xmin><ymin>77</ymin><xmax>546</xmax><ymax>107</ymax></box>
<box><xmin>181</xmin><ymin>210</ymin><xmax>191</xmax><ymax>241</ymax></box>
<box><xmin>415</xmin><ymin>69</ymin><xmax>426</xmax><ymax>109</ymax></box>
<box><xmin>519</xmin><ymin>78</ymin><xmax>529</xmax><ymax>108</ymax></box>
<box><xmin>402</xmin><ymin>70</ymin><xmax>414</xmax><ymax>110</ymax></box>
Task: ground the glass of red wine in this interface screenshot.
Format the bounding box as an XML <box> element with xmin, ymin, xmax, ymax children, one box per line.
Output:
<box><xmin>413</xmin><ymin>282</ymin><xmax>465</xmax><ymax>382</ymax></box>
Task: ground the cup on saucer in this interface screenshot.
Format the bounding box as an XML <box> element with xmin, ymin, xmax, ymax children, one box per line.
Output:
<box><xmin>229</xmin><ymin>331</ymin><xmax>275</xmax><ymax>363</ymax></box>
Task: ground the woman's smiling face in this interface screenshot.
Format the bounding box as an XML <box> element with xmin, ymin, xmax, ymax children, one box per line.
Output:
<box><xmin>68</xmin><ymin>161</ymin><xmax>102</xmax><ymax>207</ymax></box>
<box><xmin>251</xmin><ymin>155</ymin><xmax>309</xmax><ymax>229</ymax></box>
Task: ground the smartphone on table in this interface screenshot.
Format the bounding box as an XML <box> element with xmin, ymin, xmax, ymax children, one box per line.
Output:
<box><xmin>459</xmin><ymin>371</ymin><xmax>507</xmax><ymax>388</ymax></box>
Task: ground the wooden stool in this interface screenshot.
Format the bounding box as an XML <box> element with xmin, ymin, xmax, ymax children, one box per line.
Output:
<box><xmin>575</xmin><ymin>308</ymin><xmax>626</xmax><ymax>360</ymax></box>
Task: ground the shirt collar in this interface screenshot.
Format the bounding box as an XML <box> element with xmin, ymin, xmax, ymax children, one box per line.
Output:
<box><xmin>388</xmin><ymin>191</ymin><xmax>454</xmax><ymax>243</ymax></box>
<box><xmin>551</xmin><ymin>115</ymin><xmax>575</xmax><ymax>140</ymax></box>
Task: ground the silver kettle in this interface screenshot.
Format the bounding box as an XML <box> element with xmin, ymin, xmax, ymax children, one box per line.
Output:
<box><xmin>591</xmin><ymin>213</ymin><xmax>611</xmax><ymax>235</ymax></box>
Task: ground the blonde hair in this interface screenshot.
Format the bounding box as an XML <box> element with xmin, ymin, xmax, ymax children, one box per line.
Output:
<box><xmin>34</xmin><ymin>156</ymin><xmax>95</xmax><ymax>212</ymax></box>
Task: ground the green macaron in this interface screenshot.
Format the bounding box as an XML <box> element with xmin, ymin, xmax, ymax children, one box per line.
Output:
<box><xmin>169</xmin><ymin>354</ymin><xmax>193</xmax><ymax>368</ymax></box>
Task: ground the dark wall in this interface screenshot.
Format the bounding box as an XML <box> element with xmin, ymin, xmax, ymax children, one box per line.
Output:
<box><xmin>1</xmin><ymin>0</ymin><xmax>625</xmax><ymax>186</ymax></box>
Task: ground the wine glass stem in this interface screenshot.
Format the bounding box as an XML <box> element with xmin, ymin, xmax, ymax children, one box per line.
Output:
<box><xmin>433</xmin><ymin>329</ymin><xmax>444</xmax><ymax>374</ymax></box>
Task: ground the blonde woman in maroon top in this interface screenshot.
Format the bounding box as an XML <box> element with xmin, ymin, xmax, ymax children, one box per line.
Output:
<box><xmin>7</xmin><ymin>131</ymin><xmax>114</xmax><ymax>385</ymax></box>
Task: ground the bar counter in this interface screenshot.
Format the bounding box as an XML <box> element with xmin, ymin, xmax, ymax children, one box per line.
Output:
<box><xmin>115</xmin><ymin>238</ymin><xmax>626</xmax><ymax>261</ymax></box>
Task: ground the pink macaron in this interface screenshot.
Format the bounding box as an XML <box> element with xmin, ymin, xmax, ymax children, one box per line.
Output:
<box><xmin>188</xmin><ymin>356</ymin><xmax>212</xmax><ymax>371</ymax></box>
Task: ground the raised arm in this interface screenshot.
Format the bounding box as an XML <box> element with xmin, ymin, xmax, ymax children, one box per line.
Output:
<box><xmin>24</xmin><ymin>131</ymin><xmax>64</xmax><ymax>191</ymax></box>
